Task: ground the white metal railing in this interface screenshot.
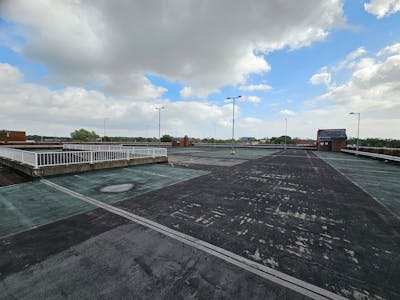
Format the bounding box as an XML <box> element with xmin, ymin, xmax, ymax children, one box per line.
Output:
<box><xmin>0</xmin><ymin>147</ymin><xmax>37</xmax><ymax>167</ymax></box>
<box><xmin>347</xmin><ymin>145</ymin><xmax>400</xmax><ymax>151</ymax></box>
<box><xmin>63</xmin><ymin>144</ymin><xmax>123</xmax><ymax>151</ymax></box>
<box><xmin>0</xmin><ymin>146</ymin><xmax>168</xmax><ymax>168</ymax></box>
<box><xmin>63</xmin><ymin>144</ymin><xmax>167</xmax><ymax>158</ymax></box>
<box><xmin>341</xmin><ymin>149</ymin><xmax>400</xmax><ymax>162</ymax></box>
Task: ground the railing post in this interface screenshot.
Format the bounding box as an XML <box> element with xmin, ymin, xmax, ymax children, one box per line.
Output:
<box><xmin>126</xmin><ymin>149</ymin><xmax>129</xmax><ymax>160</ymax></box>
<box><xmin>35</xmin><ymin>153</ymin><xmax>38</xmax><ymax>169</ymax></box>
<box><xmin>152</xmin><ymin>148</ymin><xmax>155</xmax><ymax>158</ymax></box>
<box><xmin>90</xmin><ymin>151</ymin><xmax>93</xmax><ymax>164</ymax></box>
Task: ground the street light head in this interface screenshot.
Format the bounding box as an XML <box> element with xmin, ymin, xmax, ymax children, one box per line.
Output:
<box><xmin>349</xmin><ymin>112</ymin><xmax>355</xmax><ymax>115</ymax></box>
<box><xmin>226</xmin><ymin>97</ymin><xmax>232</xmax><ymax>100</ymax></box>
<box><xmin>237</xmin><ymin>95</ymin><xmax>242</xmax><ymax>98</ymax></box>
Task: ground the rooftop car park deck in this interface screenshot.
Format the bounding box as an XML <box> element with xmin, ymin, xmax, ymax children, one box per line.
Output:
<box><xmin>1</xmin><ymin>147</ymin><xmax>399</xmax><ymax>299</ymax></box>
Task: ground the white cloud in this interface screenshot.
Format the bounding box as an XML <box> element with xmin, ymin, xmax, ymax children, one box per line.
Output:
<box><xmin>309</xmin><ymin>42</ymin><xmax>400</xmax><ymax>138</ymax></box>
<box><xmin>239</xmin><ymin>96</ymin><xmax>262</xmax><ymax>104</ymax></box>
<box><xmin>2</xmin><ymin>61</ymin><xmax>399</xmax><ymax>139</ymax></box>
<box><xmin>239</xmin><ymin>84</ymin><xmax>272</xmax><ymax>91</ymax></box>
<box><xmin>0</xmin><ymin>63</ymin><xmax>236</xmax><ymax>138</ymax></box>
<box><xmin>377</xmin><ymin>43</ymin><xmax>400</xmax><ymax>56</ymax></box>
<box><xmin>364</xmin><ymin>0</ymin><xmax>400</xmax><ymax>18</ymax></box>
<box><xmin>179</xmin><ymin>86</ymin><xmax>193</xmax><ymax>98</ymax></box>
<box><xmin>0</xmin><ymin>0</ymin><xmax>345</xmax><ymax>98</ymax></box>
<box><xmin>335</xmin><ymin>47</ymin><xmax>367</xmax><ymax>70</ymax></box>
<box><xmin>309</xmin><ymin>67</ymin><xmax>332</xmax><ymax>86</ymax></box>
<box><xmin>347</xmin><ymin>47</ymin><xmax>367</xmax><ymax>61</ymax></box>
<box><xmin>280</xmin><ymin>109</ymin><xmax>296</xmax><ymax>116</ymax></box>
<box><xmin>310</xmin><ymin>47</ymin><xmax>368</xmax><ymax>86</ymax></box>
<box><xmin>0</xmin><ymin>62</ymin><xmax>23</xmax><ymax>84</ymax></box>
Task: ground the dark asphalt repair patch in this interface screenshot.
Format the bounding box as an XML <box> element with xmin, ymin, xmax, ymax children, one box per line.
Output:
<box><xmin>0</xmin><ymin>208</ymin><xmax>130</xmax><ymax>280</ymax></box>
<box><xmin>113</xmin><ymin>149</ymin><xmax>400</xmax><ymax>299</ymax></box>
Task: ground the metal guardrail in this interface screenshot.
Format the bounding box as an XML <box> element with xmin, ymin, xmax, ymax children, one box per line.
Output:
<box><xmin>0</xmin><ymin>145</ymin><xmax>168</xmax><ymax>168</ymax></box>
<box><xmin>0</xmin><ymin>147</ymin><xmax>37</xmax><ymax>167</ymax></box>
<box><xmin>193</xmin><ymin>143</ymin><xmax>316</xmax><ymax>150</ymax></box>
<box><xmin>63</xmin><ymin>144</ymin><xmax>123</xmax><ymax>151</ymax></box>
<box><xmin>347</xmin><ymin>145</ymin><xmax>400</xmax><ymax>151</ymax></box>
<box><xmin>341</xmin><ymin>149</ymin><xmax>400</xmax><ymax>162</ymax></box>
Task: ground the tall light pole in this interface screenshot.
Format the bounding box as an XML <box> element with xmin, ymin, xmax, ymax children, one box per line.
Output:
<box><xmin>284</xmin><ymin>118</ymin><xmax>287</xmax><ymax>150</ymax></box>
<box><xmin>103</xmin><ymin>117</ymin><xmax>108</xmax><ymax>143</ymax></box>
<box><xmin>349</xmin><ymin>112</ymin><xmax>360</xmax><ymax>151</ymax></box>
<box><xmin>155</xmin><ymin>106</ymin><xmax>165</xmax><ymax>145</ymax></box>
<box><xmin>214</xmin><ymin>121</ymin><xmax>217</xmax><ymax>148</ymax></box>
<box><xmin>226</xmin><ymin>95</ymin><xmax>242</xmax><ymax>154</ymax></box>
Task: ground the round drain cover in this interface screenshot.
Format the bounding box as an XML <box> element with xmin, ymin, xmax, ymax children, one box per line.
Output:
<box><xmin>100</xmin><ymin>183</ymin><xmax>134</xmax><ymax>193</ymax></box>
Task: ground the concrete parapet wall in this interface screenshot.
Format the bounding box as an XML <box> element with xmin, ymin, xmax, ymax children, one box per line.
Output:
<box><xmin>0</xmin><ymin>156</ymin><xmax>168</xmax><ymax>177</ymax></box>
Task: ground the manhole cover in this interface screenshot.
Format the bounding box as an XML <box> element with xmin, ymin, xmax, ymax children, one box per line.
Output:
<box><xmin>100</xmin><ymin>183</ymin><xmax>134</xmax><ymax>193</ymax></box>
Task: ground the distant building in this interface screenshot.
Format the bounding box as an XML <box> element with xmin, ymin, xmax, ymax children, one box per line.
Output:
<box><xmin>172</xmin><ymin>135</ymin><xmax>189</xmax><ymax>147</ymax></box>
<box><xmin>239</xmin><ymin>137</ymin><xmax>257</xmax><ymax>144</ymax></box>
<box><xmin>317</xmin><ymin>129</ymin><xmax>347</xmax><ymax>151</ymax></box>
<box><xmin>0</xmin><ymin>130</ymin><xmax>26</xmax><ymax>143</ymax></box>
<box><xmin>294</xmin><ymin>139</ymin><xmax>315</xmax><ymax>146</ymax></box>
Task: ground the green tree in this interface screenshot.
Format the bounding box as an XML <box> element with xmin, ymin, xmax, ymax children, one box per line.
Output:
<box><xmin>270</xmin><ymin>135</ymin><xmax>294</xmax><ymax>145</ymax></box>
<box><xmin>70</xmin><ymin>129</ymin><xmax>99</xmax><ymax>141</ymax></box>
<box><xmin>160</xmin><ymin>134</ymin><xmax>173</xmax><ymax>142</ymax></box>
<box><xmin>0</xmin><ymin>130</ymin><xmax>7</xmax><ymax>139</ymax></box>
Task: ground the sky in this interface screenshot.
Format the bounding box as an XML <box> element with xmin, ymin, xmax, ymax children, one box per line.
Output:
<box><xmin>0</xmin><ymin>0</ymin><xmax>399</xmax><ymax>139</ymax></box>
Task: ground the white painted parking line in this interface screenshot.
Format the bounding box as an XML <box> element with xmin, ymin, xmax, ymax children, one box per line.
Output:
<box><xmin>41</xmin><ymin>179</ymin><xmax>346</xmax><ymax>300</ymax></box>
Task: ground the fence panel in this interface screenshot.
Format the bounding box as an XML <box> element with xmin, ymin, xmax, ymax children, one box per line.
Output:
<box><xmin>1</xmin><ymin>145</ymin><xmax>167</xmax><ymax>169</ymax></box>
<box><xmin>0</xmin><ymin>147</ymin><xmax>37</xmax><ymax>167</ymax></box>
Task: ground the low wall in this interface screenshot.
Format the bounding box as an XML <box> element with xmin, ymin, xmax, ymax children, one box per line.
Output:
<box><xmin>0</xmin><ymin>156</ymin><xmax>168</xmax><ymax>177</ymax></box>
<box><xmin>193</xmin><ymin>143</ymin><xmax>317</xmax><ymax>150</ymax></box>
<box><xmin>0</xmin><ymin>157</ymin><xmax>41</xmax><ymax>177</ymax></box>
<box><xmin>347</xmin><ymin>146</ymin><xmax>400</xmax><ymax>157</ymax></box>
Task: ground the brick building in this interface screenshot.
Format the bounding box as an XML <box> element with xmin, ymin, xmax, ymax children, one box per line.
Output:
<box><xmin>172</xmin><ymin>135</ymin><xmax>189</xmax><ymax>147</ymax></box>
<box><xmin>0</xmin><ymin>130</ymin><xmax>26</xmax><ymax>143</ymax></box>
<box><xmin>317</xmin><ymin>129</ymin><xmax>347</xmax><ymax>152</ymax></box>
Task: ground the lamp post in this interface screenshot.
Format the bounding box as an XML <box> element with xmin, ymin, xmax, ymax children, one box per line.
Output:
<box><xmin>349</xmin><ymin>112</ymin><xmax>360</xmax><ymax>151</ymax></box>
<box><xmin>155</xmin><ymin>106</ymin><xmax>165</xmax><ymax>145</ymax></box>
<box><xmin>226</xmin><ymin>95</ymin><xmax>242</xmax><ymax>154</ymax></box>
<box><xmin>284</xmin><ymin>118</ymin><xmax>287</xmax><ymax>150</ymax></box>
<box><xmin>103</xmin><ymin>118</ymin><xmax>107</xmax><ymax>142</ymax></box>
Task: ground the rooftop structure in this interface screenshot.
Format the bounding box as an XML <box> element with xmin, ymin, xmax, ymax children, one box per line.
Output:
<box><xmin>317</xmin><ymin>129</ymin><xmax>347</xmax><ymax>151</ymax></box>
<box><xmin>0</xmin><ymin>130</ymin><xmax>26</xmax><ymax>143</ymax></box>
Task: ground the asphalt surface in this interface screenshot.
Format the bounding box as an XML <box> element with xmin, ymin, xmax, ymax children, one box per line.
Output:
<box><xmin>0</xmin><ymin>164</ymin><xmax>30</xmax><ymax>187</ymax></box>
<box><xmin>1</xmin><ymin>148</ymin><xmax>399</xmax><ymax>299</ymax></box>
